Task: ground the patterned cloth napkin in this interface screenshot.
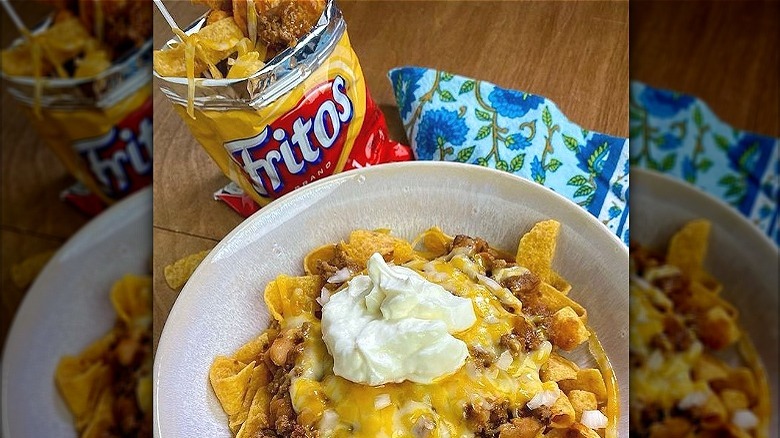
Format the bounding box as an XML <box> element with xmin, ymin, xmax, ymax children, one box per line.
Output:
<box><xmin>389</xmin><ymin>67</ymin><xmax>630</xmax><ymax>244</ymax></box>
<box><xmin>629</xmin><ymin>81</ymin><xmax>779</xmax><ymax>244</ymax></box>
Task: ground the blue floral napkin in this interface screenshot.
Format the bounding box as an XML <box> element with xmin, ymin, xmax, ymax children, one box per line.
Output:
<box><xmin>629</xmin><ymin>81</ymin><xmax>779</xmax><ymax>244</ymax></box>
<box><xmin>389</xmin><ymin>67</ymin><xmax>630</xmax><ymax>245</ymax></box>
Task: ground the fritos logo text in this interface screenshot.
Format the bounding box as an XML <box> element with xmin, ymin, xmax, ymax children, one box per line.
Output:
<box><xmin>224</xmin><ymin>75</ymin><xmax>354</xmax><ymax>197</ymax></box>
<box><xmin>74</xmin><ymin>98</ymin><xmax>153</xmax><ymax>198</ymax></box>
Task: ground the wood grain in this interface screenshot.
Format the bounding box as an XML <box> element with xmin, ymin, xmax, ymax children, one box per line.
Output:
<box><xmin>631</xmin><ymin>0</ymin><xmax>779</xmax><ymax>136</ymax></box>
<box><xmin>1</xmin><ymin>0</ymin><xmax>89</xmax><ymax>238</ymax></box>
<box><xmin>1</xmin><ymin>2</ymin><xmax>90</xmax><ymax>345</ymax></box>
<box><xmin>0</xmin><ymin>231</ymin><xmax>63</xmax><ymax>346</ymax></box>
<box><xmin>151</xmin><ymin>1</ymin><xmax>629</xmax><ymax>342</ymax></box>
<box><xmin>341</xmin><ymin>1</ymin><xmax>630</xmax><ymax>141</ymax></box>
<box><xmin>152</xmin><ymin>228</ymin><xmax>217</xmax><ymax>352</ymax></box>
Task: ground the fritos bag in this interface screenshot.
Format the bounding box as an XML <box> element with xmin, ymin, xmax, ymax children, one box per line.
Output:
<box><xmin>2</xmin><ymin>36</ymin><xmax>153</xmax><ymax>216</ymax></box>
<box><xmin>155</xmin><ymin>0</ymin><xmax>411</xmax><ymax>215</ymax></box>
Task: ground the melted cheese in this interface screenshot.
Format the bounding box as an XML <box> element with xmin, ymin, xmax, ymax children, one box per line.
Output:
<box><xmin>630</xmin><ymin>281</ymin><xmax>708</xmax><ymax>409</ymax></box>
<box><xmin>290</xmin><ymin>257</ymin><xmax>553</xmax><ymax>437</ymax></box>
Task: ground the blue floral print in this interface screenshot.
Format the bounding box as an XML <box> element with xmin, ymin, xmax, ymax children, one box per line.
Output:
<box><xmin>637</xmin><ymin>87</ymin><xmax>695</xmax><ymax>118</ymax></box>
<box><xmin>390</xmin><ymin>68</ymin><xmax>425</xmax><ymax>120</ymax></box>
<box><xmin>506</xmin><ymin>133</ymin><xmax>532</xmax><ymax>151</ymax></box>
<box><xmin>530</xmin><ymin>156</ymin><xmax>545</xmax><ymax>183</ymax></box>
<box><xmin>630</xmin><ymin>81</ymin><xmax>779</xmax><ymax>244</ymax></box>
<box><xmin>657</xmin><ymin>133</ymin><xmax>682</xmax><ymax>150</ymax></box>
<box><xmin>414</xmin><ymin>108</ymin><xmax>469</xmax><ymax>160</ymax></box>
<box><xmin>388</xmin><ymin>67</ymin><xmax>630</xmax><ymax>242</ymax></box>
<box><xmin>488</xmin><ymin>88</ymin><xmax>544</xmax><ymax>119</ymax></box>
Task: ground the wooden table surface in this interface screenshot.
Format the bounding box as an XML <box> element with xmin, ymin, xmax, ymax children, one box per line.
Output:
<box><xmin>630</xmin><ymin>0</ymin><xmax>779</xmax><ymax>137</ymax></box>
<box><xmin>151</xmin><ymin>0</ymin><xmax>629</xmax><ymax>346</ymax></box>
<box><xmin>0</xmin><ymin>3</ymin><xmax>91</xmax><ymax>345</ymax></box>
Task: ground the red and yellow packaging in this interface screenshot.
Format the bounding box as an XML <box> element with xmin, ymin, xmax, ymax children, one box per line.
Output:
<box><xmin>26</xmin><ymin>86</ymin><xmax>152</xmax><ymax>206</ymax></box>
<box><xmin>155</xmin><ymin>0</ymin><xmax>411</xmax><ymax>214</ymax></box>
<box><xmin>3</xmin><ymin>38</ymin><xmax>153</xmax><ymax>215</ymax></box>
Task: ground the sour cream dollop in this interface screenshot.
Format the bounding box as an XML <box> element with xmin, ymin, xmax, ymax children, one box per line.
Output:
<box><xmin>321</xmin><ymin>253</ymin><xmax>477</xmax><ymax>385</ymax></box>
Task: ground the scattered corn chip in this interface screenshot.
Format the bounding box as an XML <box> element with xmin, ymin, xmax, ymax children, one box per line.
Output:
<box><xmin>666</xmin><ymin>219</ymin><xmax>710</xmax><ymax>279</ymax></box>
<box><xmin>164</xmin><ymin>250</ymin><xmax>210</xmax><ymax>290</ymax></box>
<box><xmin>210</xmin><ymin>357</ymin><xmax>255</xmax><ymax>416</ymax></box>
<box><xmin>10</xmin><ymin>249</ymin><xmax>57</xmax><ymax>289</ymax></box>
<box><xmin>516</xmin><ymin>219</ymin><xmax>560</xmax><ymax>284</ymax></box>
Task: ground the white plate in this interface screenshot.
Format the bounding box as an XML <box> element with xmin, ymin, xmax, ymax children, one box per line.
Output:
<box><xmin>154</xmin><ymin>162</ymin><xmax>629</xmax><ymax>437</ymax></box>
<box><xmin>631</xmin><ymin>169</ymin><xmax>779</xmax><ymax>435</ymax></box>
<box><xmin>1</xmin><ymin>188</ymin><xmax>152</xmax><ymax>437</ymax></box>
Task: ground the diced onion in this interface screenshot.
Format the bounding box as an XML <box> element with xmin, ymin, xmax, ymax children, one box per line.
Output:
<box><xmin>318</xmin><ymin>409</ymin><xmax>340</xmax><ymax>430</ymax></box>
<box><xmin>629</xmin><ymin>274</ymin><xmax>654</xmax><ymax>291</ymax></box>
<box><xmin>647</xmin><ymin>350</ymin><xmax>664</xmax><ymax>370</ymax></box>
<box><xmin>581</xmin><ymin>409</ymin><xmax>608</xmax><ymax>429</ymax></box>
<box><xmin>412</xmin><ymin>415</ymin><xmax>435</xmax><ymax>436</ymax></box>
<box><xmin>465</xmin><ymin>361</ymin><xmax>479</xmax><ymax>379</ymax></box>
<box><xmin>429</xmin><ymin>272</ymin><xmax>449</xmax><ymax>282</ymax></box>
<box><xmin>526</xmin><ymin>389</ymin><xmax>560</xmax><ymax>410</ymax></box>
<box><xmin>532</xmin><ymin>341</ymin><xmax>553</xmax><ymax>362</ymax></box>
<box><xmin>496</xmin><ymin>350</ymin><xmax>513</xmax><ymax>371</ymax></box>
<box><xmin>477</xmin><ymin>274</ymin><xmax>502</xmax><ymax>292</ymax></box>
<box><xmin>374</xmin><ymin>394</ymin><xmax>392</xmax><ymax>410</ymax></box>
<box><xmin>677</xmin><ymin>391</ymin><xmax>708</xmax><ymax>410</ymax></box>
<box><xmin>645</xmin><ymin>264</ymin><xmax>681</xmax><ymax>283</ymax></box>
<box><xmin>493</xmin><ymin>266</ymin><xmax>529</xmax><ymax>283</ymax></box>
<box><xmin>484</xmin><ymin>315</ymin><xmax>499</xmax><ymax>324</ymax></box>
<box><xmin>732</xmin><ymin>409</ymin><xmax>759</xmax><ymax>430</ymax></box>
<box><xmin>327</xmin><ymin>267</ymin><xmax>351</xmax><ymax>284</ymax></box>
<box><xmin>445</xmin><ymin>246</ymin><xmax>471</xmax><ymax>260</ymax></box>
<box><xmin>316</xmin><ymin>287</ymin><xmax>331</xmax><ymax>306</ymax></box>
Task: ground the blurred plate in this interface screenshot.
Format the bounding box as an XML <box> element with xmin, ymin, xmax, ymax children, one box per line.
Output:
<box><xmin>1</xmin><ymin>188</ymin><xmax>152</xmax><ymax>437</ymax></box>
<box><xmin>631</xmin><ymin>169</ymin><xmax>778</xmax><ymax>434</ymax></box>
<box><xmin>154</xmin><ymin>161</ymin><xmax>629</xmax><ymax>437</ymax></box>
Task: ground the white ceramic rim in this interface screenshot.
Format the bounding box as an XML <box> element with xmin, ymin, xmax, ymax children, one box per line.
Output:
<box><xmin>632</xmin><ymin>168</ymin><xmax>776</xmax><ymax>254</ymax></box>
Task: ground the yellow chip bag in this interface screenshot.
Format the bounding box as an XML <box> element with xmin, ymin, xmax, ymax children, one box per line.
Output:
<box><xmin>2</xmin><ymin>10</ymin><xmax>153</xmax><ymax>214</ymax></box>
<box><xmin>154</xmin><ymin>1</ymin><xmax>412</xmax><ymax>216</ymax></box>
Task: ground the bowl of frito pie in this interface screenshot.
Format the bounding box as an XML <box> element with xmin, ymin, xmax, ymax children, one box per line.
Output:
<box><xmin>153</xmin><ymin>0</ymin><xmax>412</xmax><ymax>211</ymax></box>
<box><xmin>154</xmin><ymin>162</ymin><xmax>630</xmax><ymax>437</ymax></box>
<box><xmin>630</xmin><ymin>169</ymin><xmax>777</xmax><ymax>438</ymax></box>
<box><xmin>1</xmin><ymin>1</ymin><xmax>153</xmax><ymax>211</ymax></box>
